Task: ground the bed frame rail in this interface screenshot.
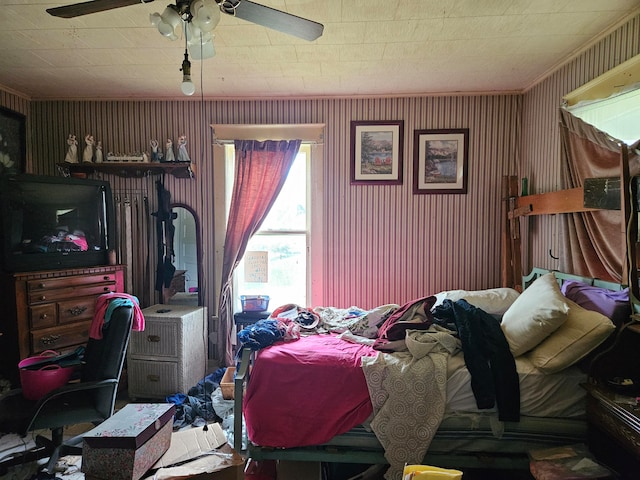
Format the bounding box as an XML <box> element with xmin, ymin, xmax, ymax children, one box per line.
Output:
<box><xmin>233</xmin><ymin>350</ymin><xmax>533</xmax><ymax>469</ymax></box>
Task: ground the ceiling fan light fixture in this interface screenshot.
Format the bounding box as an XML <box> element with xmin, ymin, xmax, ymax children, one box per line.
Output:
<box><xmin>150</xmin><ymin>6</ymin><xmax>181</xmax><ymax>40</ymax></box>
<box><xmin>190</xmin><ymin>0</ymin><xmax>221</xmax><ymax>33</ymax></box>
<box><xmin>186</xmin><ymin>22</ymin><xmax>216</xmax><ymax>59</ymax></box>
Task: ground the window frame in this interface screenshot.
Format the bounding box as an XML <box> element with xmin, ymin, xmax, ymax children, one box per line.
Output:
<box><xmin>219</xmin><ymin>137</ymin><xmax>323</xmax><ymax>311</ymax></box>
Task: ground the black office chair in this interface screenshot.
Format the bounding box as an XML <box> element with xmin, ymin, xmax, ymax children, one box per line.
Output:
<box><xmin>0</xmin><ymin>304</ymin><xmax>134</xmax><ymax>475</ymax></box>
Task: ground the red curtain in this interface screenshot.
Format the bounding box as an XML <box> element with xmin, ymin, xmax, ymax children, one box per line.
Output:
<box><xmin>218</xmin><ymin>139</ymin><xmax>301</xmax><ymax>365</ymax></box>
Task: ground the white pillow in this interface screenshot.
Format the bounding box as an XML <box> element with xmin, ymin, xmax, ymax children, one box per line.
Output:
<box><xmin>501</xmin><ymin>272</ymin><xmax>570</xmax><ymax>357</ymax></box>
<box><xmin>528</xmin><ymin>298</ymin><xmax>615</xmax><ymax>374</ymax></box>
<box><xmin>433</xmin><ymin>288</ymin><xmax>520</xmax><ymax>316</ymax></box>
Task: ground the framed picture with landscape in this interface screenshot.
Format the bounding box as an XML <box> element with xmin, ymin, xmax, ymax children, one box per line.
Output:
<box><xmin>413</xmin><ymin>128</ymin><xmax>468</xmax><ymax>194</ymax></box>
<box><xmin>0</xmin><ymin>106</ymin><xmax>26</xmax><ymax>177</ymax></box>
<box><xmin>350</xmin><ymin>120</ymin><xmax>403</xmax><ymax>185</ymax></box>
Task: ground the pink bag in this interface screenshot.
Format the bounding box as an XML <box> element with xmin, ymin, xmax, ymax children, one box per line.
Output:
<box><xmin>18</xmin><ymin>350</ymin><xmax>76</xmax><ymax>401</ymax></box>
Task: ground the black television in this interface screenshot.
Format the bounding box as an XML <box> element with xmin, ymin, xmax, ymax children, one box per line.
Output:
<box><xmin>0</xmin><ymin>174</ymin><xmax>116</xmax><ymax>273</ymax></box>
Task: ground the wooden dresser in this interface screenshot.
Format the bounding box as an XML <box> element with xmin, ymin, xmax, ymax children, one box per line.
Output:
<box><xmin>0</xmin><ymin>265</ymin><xmax>125</xmax><ymax>388</ymax></box>
<box><xmin>585</xmin><ymin>322</ymin><xmax>640</xmax><ymax>479</ymax></box>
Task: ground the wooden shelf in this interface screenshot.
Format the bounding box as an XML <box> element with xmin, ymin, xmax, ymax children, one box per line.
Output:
<box><xmin>57</xmin><ymin>162</ymin><xmax>194</xmax><ymax>179</ymax></box>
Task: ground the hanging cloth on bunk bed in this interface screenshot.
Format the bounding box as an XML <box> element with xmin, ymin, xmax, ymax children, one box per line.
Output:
<box><xmin>558</xmin><ymin>106</ymin><xmax>640</xmax><ymax>283</ymax></box>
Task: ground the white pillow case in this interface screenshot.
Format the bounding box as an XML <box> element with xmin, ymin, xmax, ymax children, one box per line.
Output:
<box><xmin>501</xmin><ymin>272</ymin><xmax>570</xmax><ymax>357</ymax></box>
<box><xmin>527</xmin><ymin>298</ymin><xmax>615</xmax><ymax>374</ymax></box>
<box><xmin>433</xmin><ymin>287</ymin><xmax>520</xmax><ymax>316</ymax></box>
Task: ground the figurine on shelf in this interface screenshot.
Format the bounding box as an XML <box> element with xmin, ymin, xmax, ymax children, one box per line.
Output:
<box><xmin>64</xmin><ymin>134</ymin><xmax>78</xmax><ymax>163</ymax></box>
<box><xmin>165</xmin><ymin>138</ymin><xmax>175</xmax><ymax>162</ymax></box>
<box><xmin>177</xmin><ymin>134</ymin><xmax>190</xmax><ymax>162</ymax></box>
<box><xmin>95</xmin><ymin>140</ymin><xmax>103</xmax><ymax>163</ymax></box>
<box><xmin>83</xmin><ymin>134</ymin><xmax>95</xmax><ymax>163</ymax></box>
<box><xmin>150</xmin><ymin>139</ymin><xmax>161</xmax><ymax>163</ymax></box>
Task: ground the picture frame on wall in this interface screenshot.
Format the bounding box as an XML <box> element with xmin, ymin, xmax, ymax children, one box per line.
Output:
<box><xmin>0</xmin><ymin>106</ymin><xmax>26</xmax><ymax>177</ymax></box>
<box><xmin>413</xmin><ymin>128</ymin><xmax>469</xmax><ymax>194</ymax></box>
<box><xmin>351</xmin><ymin>120</ymin><xmax>403</xmax><ymax>185</ymax></box>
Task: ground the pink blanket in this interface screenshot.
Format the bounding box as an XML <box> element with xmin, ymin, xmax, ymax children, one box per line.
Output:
<box><xmin>243</xmin><ymin>334</ymin><xmax>377</xmax><ymax>448</ymax></box>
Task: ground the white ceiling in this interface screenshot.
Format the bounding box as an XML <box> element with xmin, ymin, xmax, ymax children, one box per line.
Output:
<box><xmin>1</xmin><ymin>0</ymin><xmax>639</xmax><ymax>101</ymax></box>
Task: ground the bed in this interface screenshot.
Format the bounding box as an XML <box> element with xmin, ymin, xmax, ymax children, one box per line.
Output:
<box><xmin>232</xmin><ymin>268</ymin><xmax>631</xmax><ymax>478</ymax></box>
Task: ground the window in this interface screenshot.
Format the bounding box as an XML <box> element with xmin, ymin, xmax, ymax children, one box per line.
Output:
<box><xmin>226</xmin><ymin>143</ymin><xmax>312</xmax><ymax>312</ymax></box>
<box><xmin>565</xmin><ymin>87</ymin><xmax>640</xmax><ymax>145</ymax></box>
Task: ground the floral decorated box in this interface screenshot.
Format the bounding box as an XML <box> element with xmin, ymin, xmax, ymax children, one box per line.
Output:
<box><xmin>82</xmin><ymin>403</ymin><xmax>175</xmax><ymax>480</ymax></box>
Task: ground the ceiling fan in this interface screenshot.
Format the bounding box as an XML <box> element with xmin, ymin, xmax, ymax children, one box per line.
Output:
<box><xmin>47</xmin><ymin>0</ymin><xmax>323</xmax><ymax>95</ymax></box>
<box><xmin>46</xmin><ymin>0</ymin><xmax>324</xmax><ymax>42</ymax></box>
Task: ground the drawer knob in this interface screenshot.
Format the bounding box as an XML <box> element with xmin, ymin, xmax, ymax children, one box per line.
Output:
<box><xmin>103</xmin><ymin>276</ymin><xmax>110</xmax><ymax>281</ymax></box>
<box><xmin>38</xmin><ymin>282</ymin><xmax>46</xmax><ymax>288</ymax></box>
<box><xmin>40</xmin><ymin>334</ymin><xmax>61</xmax><ymax>346</ymax></box>
<box><xmin>147</xmin><ymin>374</ymin><xmax>160</xmax><ymax>382</ymax></box>
<box><xmin>68</xmin><ymin>306</ymin><xmax>87</xmax><ymax>316</ymax></box>
<box><xmin>39</xmin><ymin>295</ymin><xmax>47</xmax><ymax>301</ymax></box>
<box><xmin>103</xmin><ymin>287</ymin><xmax>111</xmax><ymax>292</ymax></box>
<box><xmin>147</xmin><ymin>335</ymin><xmax>161</xmax><ymax>343</ymax></box>
<box><xmin>40</xmin><ymin>314</ymin><xmax>48</xmax><ymax>320</ymax></box>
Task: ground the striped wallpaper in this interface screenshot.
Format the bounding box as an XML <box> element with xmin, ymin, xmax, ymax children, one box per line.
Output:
<box><xmin>1</xmin><ymin>12</ymin><xmax>638</xmax><ymax>362</ymax></box>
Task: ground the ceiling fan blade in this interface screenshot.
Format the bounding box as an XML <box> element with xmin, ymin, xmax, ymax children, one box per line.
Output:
<box><xmin>227</xmin><ymin>0</ymin><xmax>323</xmax><ymax>41</ymax></box>
<box><xmin>47</xmin><ymin>0</ymin><xmax>153</xmax><ymax>18</ymax></box>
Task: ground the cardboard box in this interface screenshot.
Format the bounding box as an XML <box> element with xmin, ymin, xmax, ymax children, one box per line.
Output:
<box><xmin>82</xmin><ymin>403</ymin><xmax>175</xmax><ymax>480</ymax></box>
<box><xmin>146</xmin><ymin>424</ymin><xmax>244</xmax><ymax>480</ymax></box>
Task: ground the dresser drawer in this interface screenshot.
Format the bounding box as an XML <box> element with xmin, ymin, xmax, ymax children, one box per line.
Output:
<box><xmin>28</xmin><ymin>282</ymin><xmax>116</xmax><ymax>304</ymax></box>
<box><xmin>58</xmin><ymin>296</ymin><xmax>97</xmax><ymax>324</ymax></box>
<box><xmin>127</xmin><ymin>359</ymin><xmax>178</xmax><ymax>399</ymax></box>
<box><xmin>129</xmin><ymin>322</ymin><xmax>179</xmax><ymax>358</ymax></box>
<box><xmin>29</xmin><ymin>304</ymin><xmax>57</xmax><ymax>329</ymax></box>
<box><xmin>31</xmin><ymin>321</ymin><xmax>91</xmax><ymax>353</ymax></box>
<box><xmin>27</xmin><ymin>273</ymin><xmax>119</xmax><ymax>293</ymax></box>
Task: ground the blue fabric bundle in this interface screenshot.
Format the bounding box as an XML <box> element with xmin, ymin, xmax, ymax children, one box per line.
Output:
<box><xmin>237</xmin><ymin>319</ymin><xmax>286</xmax><ymax>350</ymax></box>
<box><xmin>166</xmin><ymin>368</ymin><xmax>225</xmax><ymax>428</ymax></box>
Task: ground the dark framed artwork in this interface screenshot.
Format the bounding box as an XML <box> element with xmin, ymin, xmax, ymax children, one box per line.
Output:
<box><xmin>413</xmin><ymin>128</ymin><xmax>469</xmax><ymax>194</ymax></box>
<box><xmin>0</xmin><ymin>106</ymin><xmax>26</xmax><ymax>176</ymax></box>
<box><xmin>350</xmin><ymin>120</ymin><xmax>403</xmax><ymax>185</ymax></box>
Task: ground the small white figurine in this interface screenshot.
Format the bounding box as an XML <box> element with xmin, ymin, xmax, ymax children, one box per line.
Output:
<box><xmin>150</xmin><ymin>139</ymin><xmax>160</xmax><ymax>162</ymax></box>
<box><xmin>64</xmin><ymin>134</ymin><xmax>78</xmax><ymax>163</ymax></box>
<box><xmin>177</xmin><ymin>134</ymin><xmax>190</xmax><ymax>162</ymax></box>
<box><xmin>83</xmin><ymin>134</ymin><xmax>95</xmax><ymax>163</ymax></box>
<box><xmin>165</xmin><ymin>138</ymin><xmax>175</xmax><ymax>162</ymax></box>
<box><xmin>95</xmin><ymin>141</ymin><xmax>103</xmax><ymax>163</ymax></box>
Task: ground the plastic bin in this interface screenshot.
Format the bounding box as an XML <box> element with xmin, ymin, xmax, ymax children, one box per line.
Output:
<box><xmin>19</xmin><ymin>351</ymin><xmax>76</xmax><ymax>400</ymax></box>
<box><xmin>241</xmin><ymin>295</ymin><xmax>270</xmax><ymax>312</ymax></box>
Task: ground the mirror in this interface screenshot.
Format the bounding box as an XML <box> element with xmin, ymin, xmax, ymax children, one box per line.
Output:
<box><xmin>163</xmin><ymin>204</ymin><xmax>202</xmax><ymax>306</ymax></box>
